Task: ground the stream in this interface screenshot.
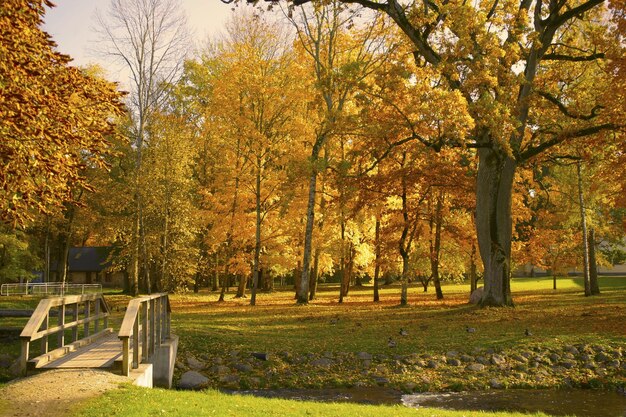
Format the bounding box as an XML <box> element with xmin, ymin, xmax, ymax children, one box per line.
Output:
<box><xmin>235</xmin><ymin>387</ymin><xmax>626</xmax><ymax>417</ymax></box>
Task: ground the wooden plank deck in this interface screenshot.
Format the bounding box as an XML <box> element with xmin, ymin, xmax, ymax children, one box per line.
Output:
<box><xmin>41</xmin><ymin>332</ymin><xmax>122</xmax><ymax>369</ymax></box>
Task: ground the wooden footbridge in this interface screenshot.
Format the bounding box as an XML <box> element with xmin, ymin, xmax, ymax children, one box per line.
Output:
<box><xmin>18</xmin><ymin>293</ymin><xmax>178</xmax><ymax>388</ymax></box>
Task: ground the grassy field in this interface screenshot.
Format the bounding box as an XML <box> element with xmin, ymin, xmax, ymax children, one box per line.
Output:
<box><xmin>170</xmin><ymin>276</ymin><xmax>626</xmax><ymax>357</ymax></box>
<box><xmin>74</xmin><ymin>384</ymin><xmax>552</xmax><ymax>417</ymax></box>
<box><xmin>2</xmin><ymin>276</ymin><xmax>625</xmax><ymax>416</ymax></box>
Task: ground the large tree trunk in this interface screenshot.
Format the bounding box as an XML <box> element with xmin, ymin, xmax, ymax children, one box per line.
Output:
<box><xmin>476</xmin><ymin>148</ymin><xmax>515</xmax><ymax>307</ymax></box>
<box><xmin>373</xmin><ymin>216</ymin><xmax>381</xmax><ymax>302</ymax></box>
<box><xmin>588</xmin><ymin>227</ymin><xmax>600</xmax><ymax>295</ymax></box>
<box><xmin>576</xmin><ymin>160</ymin><xmax>592</xmax><ymax>296</ymax></box>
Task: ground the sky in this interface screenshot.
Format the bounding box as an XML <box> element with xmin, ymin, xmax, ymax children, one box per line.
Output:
<box><xmin>42</xmin><ymin>0</ymin><xmax>238</xmax><ymax>85</ymax></box>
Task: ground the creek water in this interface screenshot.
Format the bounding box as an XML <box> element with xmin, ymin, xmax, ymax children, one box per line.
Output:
<box><xmin>236</xmin><ymin>387</ymin><xmax>626</xmax><ymax>417</ymax></box>
<box><xmin>402</xmin><ymin>389</ymin><xmax>626</xmax><ymax>417</ymax></box>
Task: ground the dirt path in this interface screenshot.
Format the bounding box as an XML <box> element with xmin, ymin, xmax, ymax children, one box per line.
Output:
<box><xmin>0</xmin><ymin>369</ymin><xmax>131</xmax><ymax>417</ymax></box>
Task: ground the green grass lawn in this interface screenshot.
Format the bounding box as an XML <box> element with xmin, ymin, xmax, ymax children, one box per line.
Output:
<box><xmin>2</xmin><ymin>276</ymin><xmax>624</xmax><ymax>416</ymax></box>
<box><xmin>74</xmin><ymin>385</ymin><xmax>553</xmax><ymax>417</ymax></box>
<box><xmin>170</xmin><ymin>276</ymin><xmax>626</xmax><ymax>358</ymax></box>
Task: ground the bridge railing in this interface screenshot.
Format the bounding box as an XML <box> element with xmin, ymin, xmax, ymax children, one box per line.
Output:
<box><xmin>118</xmin><ymin>293</ymin><xmax>171</xmax><ymax>376</ymax></box>
<box><xmin>19</xmin><ymin>293</ymin><xmax>110</xmax><ymax>374</ymax></box>
<box><xmin>1</xmin><ymin>283</ymin><xmax>102</xmax><ymax>296</ymax></box>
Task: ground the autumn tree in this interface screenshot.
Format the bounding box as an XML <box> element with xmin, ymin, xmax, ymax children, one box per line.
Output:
<box><xmin>280</xmin><ymin>0</ymin><xmax>624</xmax><ymax>306</ymax></box>
<box><xmin>208</xmin><ymin>14</ymin><xmax>306</xmax><ymax>305</ymax></box>
<box><xmin>288</xmin><ymin>1</ymin><xmax>390</xmax><ymax>303</ymax></box>
<box><xmin>1</xmin><ymin>0</ymin><xmax>124</xmax><ymax>227</ymax></box>
<box><xmin>96</xmin><ymin>0</ymin><xmax>190</xmax><ymax>295</ymax></box>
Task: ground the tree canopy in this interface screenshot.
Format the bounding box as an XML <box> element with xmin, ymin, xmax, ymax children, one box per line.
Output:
<box><xmin>0</xmin><ymin>0</ymin><xmax>125</xmax><ymax>227</ymax></box>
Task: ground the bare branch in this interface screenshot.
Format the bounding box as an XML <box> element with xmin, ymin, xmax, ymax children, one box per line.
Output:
<box><xmin>536</xmin><ymin>91</ymin><xmax>605</xmax><ymax>120</ymax></box>
<box><xmin>543</xmin><ymin>52</ymin><xmax>605</xmax><ymax>61</ymax></box>
<box><xmin>520</xmin><ymin>123</ymin><xmax>619</xmax><ymax>161</ymax></box>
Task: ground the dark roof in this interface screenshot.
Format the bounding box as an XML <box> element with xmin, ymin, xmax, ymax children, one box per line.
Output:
<box><xmin>67</xmin><ymin>247</ymin><xmax>114</xmax><ymax>272</ymax></box>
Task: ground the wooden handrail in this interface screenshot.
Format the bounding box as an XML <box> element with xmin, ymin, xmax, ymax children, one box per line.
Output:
<box><xmin>118</xmin><ymin>293</ymin><xmax>171</xmax><ymax>376</ymax></box>
<box><xmin>19</xmin><ymin>293</ymin><xmax>110</xmax><ymax>374</ymax></box>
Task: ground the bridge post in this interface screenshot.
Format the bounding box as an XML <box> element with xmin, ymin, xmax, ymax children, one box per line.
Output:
<box><xmin>133</xmin><ymin>315</ymin><xmax>140</xmax><ymax>368</ymax></box>
<box><xmin>149</xmin><ymin>298</ymin><xmax>156</xmax><ymax>356</ymax></box>
<box><xmin>141</xmin><ymin>302</ymin><xmax>148</xmax><ymax>362</ymax></box>
<box><xmin>94</xmin><ymin>301</ymin><xmax>100</xmax><ymax>333</ymax></box>
<box><xmin>155</xmin><ymin>298</ymin><xmax>161</xmax><ymax>346</ymax></box>
<box><xmin>84</xmin><ymin>300</ymin><xmax>91</xmax><ymax>337</ymax></box>
<box><xmin>20</xmin><ymin>339</ymin><xmax>29</xmax><ymax>376</ymax></box>
<box><xmin>72</xmin><ymin>303</ymin><xmax>79</xmax><ymax>341</ymax></box>
<box><xmin>103</xmin><ymin>297</ymin><xmax>109</xmax><ymax>329</ymax></box>
<box><xmin>121</xmin><ymin>337</ymin><xmax>130</xmax><ymax>376</ymax></box>
<box><xmin>57</xmin><ymin>303</ymin><xmax>65</xmax><ymax>348</ymax></box>
<box><xmin>40</xmin><ymin>314</ymin><xmax>48</xmax><ymax>354</ymax></box>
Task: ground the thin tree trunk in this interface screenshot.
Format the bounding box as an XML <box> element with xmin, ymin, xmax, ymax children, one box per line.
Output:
<box><xmin>130</xmin><ymin>123</ymin><xmax>144</xmax><ymax>297</ymax></box>
<box><xmin>432</xmin><ymin>190</ymin><xmax>444</xmax><ymax>300</ymax></box>
<box><xmin>295</xmin><ymin>260</ymin><xmax>302</xmax><ymax>299</ymax></box>
<box><xmin>218</xmin><ymin>264</ymin><xmax>228</xmax><ymax>302</ymax></box>
<box><xmin>267</xmin><ymin>269</ymin><xmax>272</xmax><ymax>291</ymax></box>
<box><xmin>213</xmin><ymin>252</ymin><xmax>219</xmax><ymax>291</ymax></box>
<box><xmin>577</xmin><ymin>160</ymin><xmax>592</xmax><ymax>296</ymax></box>
<box><xmin>476</xmin><ymin>148</ymin><xmax>515</xmax><ymax>306</ymax></box>
<box><xmin>58</xmin><ymin>234</ymin><xmax>70</xmax><ymax>290</ymax></box>
<box><xmin>339</xmin><ymin>211</ymin><xmax>346</xmax><ymax>303</ymax></box>
<box><xmin>58</xmin><ymin>194</ymin><xmax>80</xmax><ymax>293</ymax></box>
<box><xmin>251</xmin><ymin>162</ymin><xmax>262</xmax><ymax>306</ymax></box>
<box><xmin>130</xmin><ymin>211</ymin><xmax>140</xmax><ymax>296</ymax></box>
<box><xmin>588</xmin><ymin>227</ymin><xmax>600</xmax><ymax>295</ymax></box>
<box><xmin>384</xmin><ymin>272</ymin><xmax>393</xmax><ymax>285</ymax></box>
<box><xmin>236</xmin><ymin>274</ymin><xmax>248</xmax><ymax>298</ymax></box>
<box><xmin>160</xmin><ymin>206</ymin><xmax>170</xmax><ymax>293</ymax></box>
<box><xmin>470</xmin><ymin>242</ymin><xmax>478</xmax><ymax>293</ymax></box>
<box><xmin>298</xmin><ymin>167</ymin><xmax>318</xmax><ymax>303</ymax></box>
<box><xmin>400</xmin><ymin>252</ymin><xmax>410</xmax><ymax>306</ymax></box>
<box><xmin>309</xmin><ymin>249</ymin><xmax>320</xmax><ymax>300</ymax></box>
<box><xmin>44</xmin><ymin>217</ymin><xmax>51</xmax><ymax>283</ymax></box>
<box><xmin>373</xmin><ymin>216</ymin><xmax>381</xmax><ymax>302</ymax></box>
<box><xmin>398</xmin><ymin>166</ymin><xmax>412</xmax><ymax>306</ymax></box>
<box><xmin>344</xmin><ymin>245</ymin><xmax>354</xmax><ymax>296</ymax></box>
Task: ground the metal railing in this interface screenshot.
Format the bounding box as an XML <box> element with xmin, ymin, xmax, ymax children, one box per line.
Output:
<box><xmin>1</xmin><ymin>283</ymin><xmax>102</xmax><ymax>296</ymax></box>
<box><xmin>118</xmin><ymin>293</ymin><xmax>171</xmax><ymax>376</ymax></box>
<box><xmin>19</xmin><ymin>293</ymin><xmax>110</xmax><ymax>374</ymax></box>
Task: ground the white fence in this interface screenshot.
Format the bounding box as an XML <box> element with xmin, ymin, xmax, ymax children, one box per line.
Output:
<box><xmin>0</xmin><ymin>283</ymin><xmax>102</xmax><ymax>296</ymax></box>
